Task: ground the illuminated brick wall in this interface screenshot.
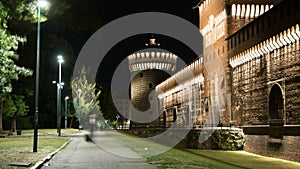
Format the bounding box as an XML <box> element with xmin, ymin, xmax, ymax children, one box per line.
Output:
<box><xmin>231</xmin><ymin>34</ymin><xmax>300</xmax><ymax>125</ymax></box>
<box><xmin>130</xmin><ymin>69</ymin><xmax>170</xmax><ymax>111</ymax></box>
<box><xmin>228</xmin><ymin>0</ymin><xmax>300</xmax><ymax>125</ymax></box>
<box><xmin>198</xmin><ymin>0</ymin><xmax>281</xmax><ymax>125</ymax></box>
<box><xmin>156</xmin><ymin>58</ymin><xmax>204</xmax><ymax>127</ymax></box>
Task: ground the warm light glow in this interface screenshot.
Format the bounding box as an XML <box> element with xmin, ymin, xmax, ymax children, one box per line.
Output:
<box><xmin>291</xmin><ymin>27</ymin><xmax>299</xmax><ymax>41</ymax></box>
<box><xmin>245</xmin><ymin>4</ymin><xmax>250</xmax><ymax>17</ymax></box>
<box><xmin>259</xmin><ymin>5</ymin><xmax>264</xmax><ymax>15</ymax></box>
<box><xmin>241</xmin><ymin>4</ymin><xmax>246</xmax><ymax>18</ymax></box>
<box><xmin>37</xmin><ymin>0</ymin><xmax>48</xmax><ymax>8</ymax></box>
<box><xmin>232</xmin><ymin>4</ymin><xmax>236</xmax><ymax>17</ymax></box>
<box><xmin>250</xmin><ymin>5</ymin><xmax>255</xmax><ymax>18</ymax></box>
<box><xmin>236</xmin><ymin>4</ymin><xmax>241</xmax><ymax>17</ymax></box>
<box><xmin>255</xmin><ymin>5</ymin><xmax>260</xmax><ymax>17</ymax></box>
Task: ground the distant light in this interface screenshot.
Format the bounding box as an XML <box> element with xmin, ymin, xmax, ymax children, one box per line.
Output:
<box><xmin>37</xmin><ymin>0</ymin><xmax>48</xmax><ymax>8</ymax></box>
<box><xmin>52</xmin><ymin>81</ymin><xmax>56</xmax><ymax>84</ymax></box>
<box><xmin>65</xmin><ymin>96</ymin><xmax>69</xmax><ymax>100</ymax></box>
<box><xmin>57</xmin><ymin>55</ymin><xmax>64</xmax><ymax>63</ymax></box>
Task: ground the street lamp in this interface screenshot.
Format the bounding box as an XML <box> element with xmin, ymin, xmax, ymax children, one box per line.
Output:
<box><xmin>78</xmin><ymin>88</ymin><xmax>82</xmax><ymax>129</ymax></box>
<box><xmin>52</xmin><ymin>80</ymin><xmax>64</xmax><ymax>132</ymax></box>
<box><xmin>65</xmin><ymin>96</ymin><xmax>69</xmax><ymax>129</ymax></box>
<box><xmin>33</xmin><ymin>0</ymin><xmax>48</xmax><ymax>153</ymax></box>
<box><xmin>57</xmin><ymin>55</ymin><xmax>64</xmax><ymax>136</ymax></box>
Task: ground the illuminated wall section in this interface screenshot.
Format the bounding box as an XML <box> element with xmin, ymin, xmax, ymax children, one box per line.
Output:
<box><xmin>230</xmin><ymin>24</ymin><xmax>300</xmax><ymax>125</ymax></box>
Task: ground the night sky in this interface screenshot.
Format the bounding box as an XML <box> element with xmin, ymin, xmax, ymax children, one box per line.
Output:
<box><xmin>93</xmin><ymin>0</ymin><xmax>199</xmax><ymax>26</ymax></box>
<box><xmin>93</xmin><ymin>0</ymin><xmax>200</xmax><ymax>86</ymax></box>
<box><xmin>46</xmin><ymin>0</ymin><xmax>201</xmax><ymax>86</ymax></box>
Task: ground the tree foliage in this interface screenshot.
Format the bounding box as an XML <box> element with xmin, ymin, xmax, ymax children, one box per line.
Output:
<box><xmin>0</xmin><ymin>1</ymin><xmax>33</xmax><ymax>133</ymax></box>
<box><xmin>99</xmin><ymin>86</ymin><xmax>118</xmax><ymax>122</ymax></box>
<box><xmin>3</xmin><ymin>94</ymin><xmax>28</xmax><ymax>132</ymax></box>
<box><xmin>71</xmin><ymin>66</ymin><xmax>101</xmax><ymax>129</ymax></box>
<box><xmin>3</xmin><ymin>94</ymin><xmax>28</xmax><ymax>118</ymax></box>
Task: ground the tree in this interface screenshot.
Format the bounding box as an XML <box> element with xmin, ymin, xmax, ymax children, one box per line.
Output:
<box><xmin>0</xmin><ymin>2</ymin><xmax>33</xmax><ymax>133</ymax></box>
<box><xmin>3</xmin><ymin>94</ymin><xmax>28</xmax><ymax>132</ymax></box>
<box><xmin>71</xmin><ymin>66</ymin><xmax>101</xmax><ymax>129</ymax></box>
<box><xmin>99</xmin><ymin>86</ymin><xmax>118</xmax><ymax>123</ymax></box>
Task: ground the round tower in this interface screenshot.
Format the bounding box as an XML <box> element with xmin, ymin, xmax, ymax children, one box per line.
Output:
<box><xmin>128</xmin><ymin>38</ymin><xmax>177</xmax><ymax>127</ymax></box>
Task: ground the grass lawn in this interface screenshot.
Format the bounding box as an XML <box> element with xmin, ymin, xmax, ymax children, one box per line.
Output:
<box><xmin>108</xmin><ymin>131</ymin><xmax>300</xmax><ymax>169</ymax></box>
<box><xmin>0</xmin><ymin>137</ymin><xmax>69</xmax><ymax>169</ymax></box>
<box><xmin>187</xmin><ymin>150</ymin><xmax>300</xmax><ymax>169</ymax></box>
<box><xmin>107</xmin><ymin>131</ymin><xmax>241</xmax><ymax>168</ymax></box>
<box><xmin>0</xmin><ymin>129</ymin><xmax>82</xmax><ymax>169</ymax></box>
<box><xmin>148</xmin><ymin>148</ymin><xmax>243</xmax><ymax>169</ymax></box>
<box><xmin>15</xmin><ymin>128</ymin><xmax>83</xmax><ymax>135</ymax></box>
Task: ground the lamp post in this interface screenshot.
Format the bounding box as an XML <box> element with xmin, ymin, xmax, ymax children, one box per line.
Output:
<box><xmin>52</xmin><ymin>80</ymin><xmax>64</xmax><ymax>132</ymax></box>
<box><xmin>57</xmin><ymin>55</ymin><xmax>64</xmax><ymax>136</ymax></box>
<box><xmin>78</xmin><ymin>88</ymin><xmax>82</xmax><ymax>129</ymax></box>
<box><xmin>33</xmin><ymin>0</ymin><xmax>48</xmax><ymax>153</ymax></box>
<box><xmin>65</xmin><ymin>96</ymin><xmax>69</xmax><ymax>129</ymax></box>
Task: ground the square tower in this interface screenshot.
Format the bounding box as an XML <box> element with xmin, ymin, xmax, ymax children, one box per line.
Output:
<box><xmin>196</xmin><ymin>0</ymin><xmax>281</xmax><ymax>125</ymax></box>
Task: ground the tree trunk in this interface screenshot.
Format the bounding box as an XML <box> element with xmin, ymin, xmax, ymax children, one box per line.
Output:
<box><xmin>0</xmin><ymin>99</ymin><xmax>4</xmax><ymax>134</ymax></box>
<box><xmin>11</xmin><ymin>116</ymin><xmax>17</xmax><ymax>132</ymax></box>
<box><xmin>69</xmin><ymin>117</ymin><xmax>73</xmax><ymax>128</ymax></box>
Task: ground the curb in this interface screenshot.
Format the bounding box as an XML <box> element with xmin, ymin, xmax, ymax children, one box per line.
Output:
<box><xmin>30</xmin><ymin>138</ymin><xmax>72</xmax><ymax>169</ymax></box>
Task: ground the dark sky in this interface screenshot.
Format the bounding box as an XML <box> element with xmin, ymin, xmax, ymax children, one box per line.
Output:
<box><xmin>53</xmin><ymin>0</ymin><xmax>201</xmax><ymax>86</ymax></box>
<box><xmin>93</xmin><ymin>0</ymin><xmax>199</xmax><ymax>26</ymax></box>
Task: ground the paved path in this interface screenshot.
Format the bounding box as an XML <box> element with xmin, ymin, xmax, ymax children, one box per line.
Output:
<box><xmin>42</xmin><ymin>131</ymin><xmax>157</xmax><ymax>169</ymax></box>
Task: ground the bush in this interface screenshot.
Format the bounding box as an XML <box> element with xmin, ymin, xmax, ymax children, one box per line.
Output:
<box><xmin>187</xmin><ymin>128</ymin><xmax>245</xmax><ymax>150</ymax></box>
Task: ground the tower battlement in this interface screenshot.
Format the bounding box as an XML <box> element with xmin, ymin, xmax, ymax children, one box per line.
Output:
<box><xmin>128</xmin><ymin>49</ymin><xmax>177</xmax><ymax>72</ymax></box>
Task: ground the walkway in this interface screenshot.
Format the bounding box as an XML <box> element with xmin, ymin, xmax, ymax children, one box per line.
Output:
<box><xmin>42</xmin><ymin>131</ymin><xmax>157</xmax><ymax>169</ymax></box>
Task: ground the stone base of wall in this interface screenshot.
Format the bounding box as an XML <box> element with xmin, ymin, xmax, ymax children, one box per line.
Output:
<box><xmin>122</xmin><ymin>127</ymin><xmax>245</xmax><ymax>150</ymax></box>
<box><xmin>245</xmin><ymin>135</ymin><xmax>300</xmax><ymax>162</ymax></box>
<box><xmin>186</xmin><ymin>128</ymin><xmax>245</xmax><ymax>150</ymax></box>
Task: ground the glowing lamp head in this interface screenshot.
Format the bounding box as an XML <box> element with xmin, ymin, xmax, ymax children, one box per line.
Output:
<box><xmin>57</xmin><ymin>55</ymin><xmax>63</xmax><ymax>63</ymax></box>
<box><xmin>37</xmin><ymin>0</ymin><xmax>48</xmax><ymax>8</ymax></box>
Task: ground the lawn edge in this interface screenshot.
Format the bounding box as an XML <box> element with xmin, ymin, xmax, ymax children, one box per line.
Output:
<box><xmin>30</xmin><ymin>138</ymin><xmax>72</xmax><ymax>169</ymax></box>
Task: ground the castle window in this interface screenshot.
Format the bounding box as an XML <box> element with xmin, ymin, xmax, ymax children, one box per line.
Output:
<box><xmin>140</xmin><ymin>73</ymin><xmax>143</xmax><ymax>77</ymax></box>
<box><xmin>149</xmin><ymin>83</ymin><xmax>153</xmax><ymax>89</ymax></box>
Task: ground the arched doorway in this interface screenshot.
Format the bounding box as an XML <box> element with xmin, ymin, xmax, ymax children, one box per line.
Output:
<box><xmin>269</xmin><ymin>84</ymin><xmax>284</xmax><ymax>120</ymax></box>
<box><xmin>268</xmin><ymin>84</ymin><xmax>284</xmax><ymax>139</ymax></box>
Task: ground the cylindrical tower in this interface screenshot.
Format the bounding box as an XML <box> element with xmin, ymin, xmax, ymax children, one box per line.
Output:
<box><xmin>128</xmin><ymin>49</ymin><xmax>177</xmax><ymax>111</ymax></box>
<box><xmin>128</xmin><ymin>38</ymin><xmax>177</xmax><ymax>127</ymax></box>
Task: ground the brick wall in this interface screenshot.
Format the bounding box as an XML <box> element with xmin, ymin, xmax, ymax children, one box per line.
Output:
<box><xmin>245</xmin><ymin>134</ymin><xmax>300</xmax><ymax>162</ymax></box>
<box><xmin>231</xmin><ymin>40</ymin><xmax>300</xmax><ymax>125</ymax></box>
<box><xmin>130</xmin><ymin>69</ymin><xmax>170</xmax><ymax>111</ymax></box>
